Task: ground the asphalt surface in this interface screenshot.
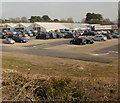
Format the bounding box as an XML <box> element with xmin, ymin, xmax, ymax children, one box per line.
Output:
<box><xmin>2</xmin><ymin>39</ymin><xmax>119</xmax><ymax>63</ymax></box>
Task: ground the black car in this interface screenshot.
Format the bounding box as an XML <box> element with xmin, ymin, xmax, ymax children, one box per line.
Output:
<box><xmin>12</xmin><ymin>36</ymin><xmax>28</xmax><ymax>43</ymax></box>
<box><xmin>82</xmin><ymin>31</ymin><xmax>96</xmax><ymax>36</ymax></box>
<box><xmin>2</xmin><ymin>35</ymin><xmax>7</xmax><ymax>39</ymax></box>
<box><xmin>36</xmin><ymin>33</ymin><xmax>50</xmax><ymax>39</ymax></box>
<box><xmin>64</xmin><ymin>33</ymin><xmax>74</xmax><ymax>38</ymax></box>
<box><xmin>79</xmin><ymin>37</ymin><xmax>94</xmax><ymax>44</ymax></box>
<box><xmin>70</xmin><ymin>38</ymin><xmax>86</xmax><ymax>45</ymax></box>
<box><xmin>0</xmin><ymin>32</ymin><xmax>7</xmax><ymax>39</ymax></box>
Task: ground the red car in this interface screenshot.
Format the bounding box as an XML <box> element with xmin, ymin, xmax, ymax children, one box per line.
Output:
<box><xmin>5</xmin><ymin>31</ymin><xmax>12</xmax><ymax>35</ymax></box>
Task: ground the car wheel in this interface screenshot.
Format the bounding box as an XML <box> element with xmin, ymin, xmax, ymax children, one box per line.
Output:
<box><xmin>91</xmin><ymin>42</ymin><xmax>94</xmax><ymax>44</ymax></box>
<box><xmin>70</xmin><ymin>41</ymin><xmax>72</xmax><ymax>44</ymax></box>
<box><xmin>82</xmin><ymin>42</ymin><xmax>86</xmax><ymax>45</ymax></box>
<box><xmin>101</xmin><ymin>38</ymin><xmax>104</xmax><ymax>41</ymax></box>
<box><xmin>87</xmin><ymin>41</ymin><xmax>91</xmax><ymax>44</ymax></box>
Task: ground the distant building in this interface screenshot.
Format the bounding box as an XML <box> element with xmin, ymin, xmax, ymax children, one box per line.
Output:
<box><xmin>14</xmin><ymin>23</ymin><xmax>32</xmax><ymax>31</ymax></box>
<box><xmin>1</xmin><ymin>23</ymin><xmax>17</xmax><ymax>31</ymax></box>
<box><xmin>29</xmin><ymin>22</ymin><xmax>69</xmax><ymax>32</ymax></box>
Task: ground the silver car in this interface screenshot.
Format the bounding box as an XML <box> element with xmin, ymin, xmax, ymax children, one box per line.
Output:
<box><xmin>3</xmin><ymin>38</ymin><xmax>15</xmax><ymax>44</ymax></box>
<box><xmin>93</xmin><ymin>35</ymin><xmax>107</xmax><ymax>41</ymax></box>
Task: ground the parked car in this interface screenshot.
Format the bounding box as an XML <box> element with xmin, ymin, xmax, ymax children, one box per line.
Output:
<box><xmin>36</xmin><ymin>33</ymin><xmax>50</xmax><ymax>39</ymax></box>
<box><xmin>23</xmin><ymin>36</ymin><xmax>31</xmax><ymax>40</ymax></box>
<box><xmin>3</xmin><ymin>38</ymin><xmax>15</xmax><ymax>44</ymax></box>
<box><xmin>31</xmin><ymin>30</ymin><xmax>38</xmax><ymax>36</ymax></box>
<box><xmin>79</xmin><ymin>37</ymin><xmax>94</xmax><ymax>44</ymax></box>
<box><xmin>1</xmin><ymin>32</ymin><xmax>7</xmax><ymax>39</ymax></box>
<box><xmin>26</xmin><ymin>31</ymin><xmax>34</xmax><ymax>37</ymax></box>
<box><xmin>82</xmin><ymin>31</ymin><xmax>96</xmax><ymax>36</ymax></box>
<box><xmin>48</xmin><ymin>32</ymin><xmax>57</xmax><ymax>39</ymax></box>
<box><xmin>56</xmin><ymin>33</ymin><xmax>65</xmax><ymax>38</ymax></box>
<box><xmin>4</xmin><ymin>31</ymin><xmax>12</xmax><ymax>35</ymax></box>
<box><xmin>70</xmin><ymin>38</ymin><xmax>86</xmax><ymax>45</ymax></box>
<box><xmin>12</xmin><ymin>36</ymin><xmax>28</xmax><ymax>43</ymax></box>
<box><xmin>111</xmin><ymin>33</ymin><xmax>120</xmax><ymax>38</ymax></box>
<box><xmin>115</xmin><ymin>33</ymin><xmax>120</xmax><ymax>37</ymax></box>
<box><xmin>103</xmin><ymin>33</ymin><xmax>112</xmax><ymax>39</ymax></box>
<box><xmin>64</xmin><ymin>33</ymin><xmax>74</xmax><ymax>38</ymax></box>
<box><xmin>93</xmin><ymin>35</ymin><xmax>107</xmax><ymax>41</ymax></box>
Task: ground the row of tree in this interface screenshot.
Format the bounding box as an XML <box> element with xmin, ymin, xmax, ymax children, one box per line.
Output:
<box><xmin>1</xmin><ymin>15</ymin><xmax>74</xmax><ymax>23</ymax></box>
<box><xmin>1</xmin><ymin>17</ymin><xmax>28</xmax><ymax>23</ymax></box>
<box><xmin>84</xmin><ymin>13</ymin><xmax>115</xmax><ymax>25</ymax></box>
<box><xmin>1</xmin><ymin>13</ymin><xmax>116</xmax><ymax>25</ymax></box>
<box><xmin>28</xmin><ymin>15</ymin><xmax>74</xmax><ymax>23</ymax></box>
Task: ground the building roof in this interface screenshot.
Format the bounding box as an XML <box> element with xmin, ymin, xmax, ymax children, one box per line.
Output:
<box><xmin>3</xmin><ymin>23</ymin><xmax>17</xmax><ymax>28</ymax></box>
<box><xmin>14</xmin><ymin>23</ymin><xmax>32</xmax><ymax>28</ymax></box>
<box><xmin>20</xmin><ymin>23</ymin><xmax>32</xmax><ymax>27</ymax></box>
<box><xmin>62</xmin><ymin>23</ymin><xmax>90</xmax><ymax>30</ymax></box>
<box><xmin>35</xmin><ymin>22</ymin><xmax>69</xmax><ymax>31</ymax></box>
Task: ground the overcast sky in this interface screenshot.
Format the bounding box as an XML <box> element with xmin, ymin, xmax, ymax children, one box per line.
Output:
<box><xmin>2</xmin><ymin>2</ymin><xmax>118</xmax><ymax>22</ymax></box>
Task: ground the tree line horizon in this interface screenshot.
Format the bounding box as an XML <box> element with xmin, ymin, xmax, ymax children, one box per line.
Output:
<box><xmin>1</xmin><ymin>12</ymin><xmax>116</xmax><ymax>25</ymax></box>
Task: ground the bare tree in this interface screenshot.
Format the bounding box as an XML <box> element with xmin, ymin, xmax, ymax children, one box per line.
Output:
<box><xmin>15</xmin><ymin>17</ymin><xmax>21</xmax><ymax>22</ymax></box>
<box><xmin>67</xmin><ymin>17</ymin><xmax>74</xmax><ymax>23</ymax></box>
<box><xmin>21</xmin><ymin>17</ymin><xmax>28</xmax><ymax>22</ymax></box>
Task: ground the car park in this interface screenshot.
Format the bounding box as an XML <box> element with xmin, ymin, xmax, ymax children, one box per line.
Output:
<box><xmin>93</xmin><ymin>35</ymin><xmax>107</xmax><ymax>41</ymax></box>
<box><xmin>70</xmin><ymin>38</ymin><xmax>86</xmax><ymax>45</ymax></box>
<box><xmin>3</xmin><ymin>38</ymin><xmax>15</xmax><ymax>44</ymax></box>
<box><xmin>12</xmin><ymin>36</ymin><xmax>28</xmax><ymax>43</ymax></box>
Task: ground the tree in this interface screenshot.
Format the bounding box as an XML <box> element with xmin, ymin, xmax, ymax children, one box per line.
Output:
<box><xmin>89</xmin><ymin>19</ymin><xmax>101</xmax><ymax>24</ymax></box>
<box><xmin>60</xmin><ymin>19</ymin><xmax>66</xmax><ymax>23</ymax></box>
<box><xmin>15</xmin><ymin>17</ymin><xmax>21</xmax><ymax>22</ymax></box>
<box><xmin>67</xmin><ymin>17</ymin><xmax>74</xmax><ymax>23</ymax></box>
<box><xmin>81</xmin><ymin>18</ymin><xmax>85</xmax><ymax>23</ymax></box>
<box><xmin>53</xmin><ymin>19</ymin><xmax>59</xmax><ymax>22</ymax></box>
<box><xmin>42</xmin><ymin>15</ymin><xmax>51</xmax><ymax>21</ymax></box>
<box><xmin>21</xmin><ymin>17</ymin><xmax>28</xmax><ymax>22</ymax></box>
<box><xmin>29</xmin><ymin>16</ymin><xmax>42</xmax><ymax>22</ymax></box>
<box><xmin>9</xmin><ymin>18</ymin><xmax>14</xmax><ymax>21</ymax></box>
<box><xmin>85</xmin><ymin>13</ymin><xmax>93</xmax><ymax>21</ymax></box>
<box><xmin>95</xmin><ymin>14</ymin><xmax>103</xmax><ymax>20</ymax></box>
<box><xmin>85</xmin><ymin>12</ymin><xmax>103</xmax><ymax>23</ymax></box>
<box><xmin>101</xmin><ymin>18</ymin><xmax>114</xmax><ymax>25</ymax></box>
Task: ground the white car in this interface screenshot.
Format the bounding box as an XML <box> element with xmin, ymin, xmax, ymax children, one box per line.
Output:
<box><xmin>3</xmin><ymin>38</ymin><xmax>15</xmax><ymax>44</ymax></box>
<box><xmin>93</xmin><ymin>35</ymin><xmax>107</xmax><ymax>41</ymax></box>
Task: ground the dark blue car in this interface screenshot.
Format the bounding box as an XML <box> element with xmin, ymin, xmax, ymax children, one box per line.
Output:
<box><xmin>79</xmin><ymin>37</ymin><xmax>94</xmax><ymax>44</ymax></box>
